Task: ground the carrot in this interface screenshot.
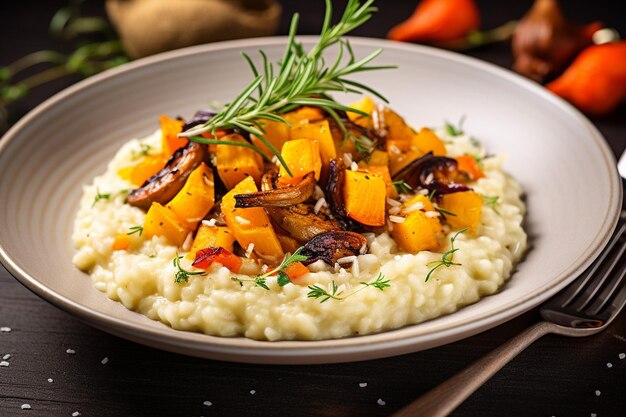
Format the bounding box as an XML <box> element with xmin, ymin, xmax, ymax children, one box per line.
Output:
<box><xmin>387</xmin><ymin>0</ymin><xmax>480</xmax><ymax>43</ymax></box>
<box><xmin>112</xmin><ymin>233</ymin><xmax>131</xmax><ymax>251</ymax></box>
<box><xmin>192</xmin><ymin>247</ymin><xmax>242</xmax><ymax>273</ymax></box>
<box><xmin>547</xmin><ymin>41</ymin><xmax>626</xmax><ymax>115</ymax></box>
<box><xmin>284</xmin><ymin>261</ymin><xmax>309</xmax><ymax>283</ymax></box>
<box><xmin>455</xmin><ymin>155</ymin><xmax>484</xmax><ymax>180</ymax></box>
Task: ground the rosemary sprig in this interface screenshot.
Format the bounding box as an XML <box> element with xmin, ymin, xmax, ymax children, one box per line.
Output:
<box><xmin>391</xmin><ymin>180</ymin><xmax>412</xmax><ymax>195</ymax></box>
<box><xmin>179</xmin><ymin>0</ymin><xmax>393</xmax><ymax>175</ymax></box>
<box><xmin>127</xmin><ymin>225</ymin><xmax>143</xmax><ymax>236</ymax></box>
<box><xmin>232</xmin><ymin>247</ymin><xmax>308</xmax><ymax>290</ymax></box>
<box><xmin>307</xmin><ymin>273</ymin><xmax>390</xmax><ymax>303</ymax></box>
<box><xmin>425</xmin><ymin>228</ymin><xmax>468</xmax><ymax>282</ymax></box>
<box><xmin>91</xmin><ymin>187</ymin><xmax>111</xmax><ymax>207</ymax></box>
<box><xmin>173</xmin><ymin>255</ymin><xmax>207</xmax><ymax>284</ymax></box>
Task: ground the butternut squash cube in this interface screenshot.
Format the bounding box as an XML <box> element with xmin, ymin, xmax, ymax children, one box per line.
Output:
<box><xmin>143</xmin><ymin>202</ymin><xmax>190</xmax><ymax>246</ymax></box>
<box><xmin>216</xmin><ymin>133</ymin><xmax>263</xmax><ymax>190</ymax></box>
<box><xmin>343</xmin><ymin>170</ymin><xmax>386</xmax><ymax>226</ymax></box>
<box><xmin>289</xmin><ymin>119</ymin><xmax>337</xmax><ymax>166</ymax></box>
<box><xmin>160</xmin><ymin>115</ymin><xmax>188</xmax><ymax>157</ymax></box>
<box><xmin>250</xmin><ymin>118</ymin><xmax>290</xmax><ymax>159</ymax></box>
<box><xmin>167</xmin><ymin>162</ymin><xmax>215</xmax><ymax>228</ymax></box>
<box><xmin>391</xmin><ymin>195</ymin><xmax>442</xmax><ymax>254</ymax></box>
<box><xmin>118</xmin><ymin>154</ymin><xmax>167</xmax><ymax>186</ymax></box>
<box><xmin>278</xmin><ymin>138</ymin><xmax>322</xmax><ymax>184</ymax></box>
<box><xmin>440</xmin><ymin>191</ymin><xmax>483</xmax><ymax>233</ymax></box>
<box><xmin>282</xmin><ymin>106</ymin><xmax>324</xmax><ymax>125</ymax></box>
<box><xmin>186</xmin><ymin>224</ymin><xmax>236</xmax><ymax>259</ymax></box>
<box><xmin>411</xmin><ymin>127</ymin><xmax>446</xmax><ymax>156</ymax></box>
<box><xmin>346</xmin><ymin>96</ymin><xmax>375</xmax><ymax>128</ymax></box>
<box><xmin>221</xmin><ymin>177</ymin><xmax>284</xmax><ymax>261</ymax></box>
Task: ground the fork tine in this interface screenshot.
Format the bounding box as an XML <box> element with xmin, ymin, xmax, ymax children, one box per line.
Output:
<box><xmin>557</xmin><ymin>222</ymin><xmax>626</xmax><ymax>309</ymax></box>
<box><xmin>585</xmin><ymin>244</ymin><xmax>626</xmax><ymax>315</ymax></box>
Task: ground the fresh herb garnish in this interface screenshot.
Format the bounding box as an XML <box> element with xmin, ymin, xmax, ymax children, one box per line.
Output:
<box><xmin>131</xmin><ymin>143</ymin><xmax>153</xmax><ymax>159</ymax></box>
<box><xmin>353</xmin><ymin>135</ymin><xmax>376</xmax><ymax>157</ymax></box>
<box><xmin>308</xmin><ymin>273</ymin><xmax>390</xmax><ymax>303</ymax></box>
<box><xmin>173</xmin><ymin>255</ymin><xmax>207</xmax><ymax>284</ymax></box>
<box><xmin>482</xmin><ymin>195</ymin><xmax>500</xmax><ymax>214</ymax></box>
<box><xmin>425</xmin><ymin>228</ymin><xmax>468</xmax><ymax>282</ymax></box>
<box><xmin>435</xmin><ymin>206</ymin><xmax>457</xmax><ymax>217</ymax></box>
<box><xmin>92</xmin><ymin>187</ymin><xmax>111</xmax><ymax>207</ymax></box>
<box><xmin>179</xmin><ymin>0</ymin><xmax>393</xmax><ymax>175</ymax></box>
<box><xmin>127</xmin><ymin>225</ymin><xmax>143</xmax><ymax>236</ymax></box>
<box><xmin>428</xmin><ymin>189</ymin><xmax>437</xmax><ymax>201</ymax></box>
<box><xmin>391</xmin><ymin>180</ymin><xmax>413</xmax><ymax>194</ymax></box>
<box><xmin>444</xmin><ymin>116</ymin><xmax>465</xmax><ymax>137</ymax></box>
<box><xmin>232</xmin><ymin>247</ymin><xmax>308</xmax><ymax>290</ymax></box>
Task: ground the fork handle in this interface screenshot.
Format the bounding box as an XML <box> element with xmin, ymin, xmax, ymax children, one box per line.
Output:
<box><xmin>391</xmin><ymin>321</ymin><xmax>556</xmax><ymax>417</ymax></box>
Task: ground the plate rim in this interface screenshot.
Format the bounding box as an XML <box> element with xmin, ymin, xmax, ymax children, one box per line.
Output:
<box><xmin>0</xmin><ymin>36</ymin><xmax>622</xmax><ymax>364</ymax></box>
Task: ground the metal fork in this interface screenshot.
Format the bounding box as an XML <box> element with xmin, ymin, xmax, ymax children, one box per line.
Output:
<box><xmin>391</xmin><ymin>212</ymin><xmax>626</xmax><ymax>417</ymax></box>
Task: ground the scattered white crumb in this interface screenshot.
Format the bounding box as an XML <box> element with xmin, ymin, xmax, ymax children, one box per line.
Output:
<box><xmin>607</xmin><ymin>362</ymin><xmax>613</xmax><ymax>368</ymax></box>
<box><xmin>66</xmin><ymin>349</ymin><xmax>76</xmax><ymax>355</ymax></box>
<box><xmin>72</xmin><ymin>412</ymin><xmax>81</xmax><ymax>416</ymax></box>
<box><xmin>203</xmin><ymin>401</ymin><xmax>212</xmax><ymax>407</ymax></box>
<box><xmin>619</xmin><ymin>352</ymin><xmax>625</xmax><ymax>360</ymax></box>
<box><xmin>377</xmin><ymin>398</ymin><xmax>386</xmax><ymax>406</ymax></box>
<box><xmin>359</xmin><ymin>382</ymin><xmax>367</xmax><ymax>388</ymax></box>
<box><xmin>249</xmin><ymin>390</ymin><xmax>256</xmax><ymax>395</ymax></box>
<box><xmin>0</xmin><ymin>361</ymin><xmax>9</xmax><ymax>367</ymax></box>
<box><xmin>595</xmin><ymin>390</ymin><xmax>601</xmax><ymax>396</ymax></box>
<box><xmin>2</xmin><ymin>354</ymin><xmax>10</xmax><ymax>360</ymax></box>
<box><xmin>591</xmin><ymin>413</ymin><xmax>597</xmax><ymax>417</ymax></box>
<box><xmin>0</xmin><ymin>327</ymin><xmax>11</xmax><ymax>332</ymax></box>
<box><xmin>21</xmin><ymin>404</ymin><xmax>31</xmax><ymax>410</ymax></box>
<box><xmin>101</xmin><ymin>357</ymin><xmax>109</xmax><ymax>365</ymax></box>
<box><xmin>47</xmin><ymin>378</ymin><xmax>53</xmax><ymax>383</ymax></box>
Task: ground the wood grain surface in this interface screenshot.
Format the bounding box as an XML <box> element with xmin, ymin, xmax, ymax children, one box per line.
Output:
<box><xmin>1</xmin><ymin>1</ymin><xmax>625</xmax><ymax>416</ymax></box>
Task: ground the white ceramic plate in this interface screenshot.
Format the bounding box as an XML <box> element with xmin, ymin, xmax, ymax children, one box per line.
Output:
<box><xmin>0</xmin><ymin>37</ymin><xmax>621</xmax><ymax>364</ymax></box>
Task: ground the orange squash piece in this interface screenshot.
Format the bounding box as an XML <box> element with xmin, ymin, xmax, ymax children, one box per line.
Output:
<box><xmin>250</xmin><ymin>118</ymin><xmax>290</xmax><ymax>159</ymax></box>
<box><xmin>289</xmin><ymin>119</ymin><xmax>337</xmax><ymax>167</ymax></box>
<box><xmin>143</xmin><ymin>202</ymin><xmax>190</xmax><ymax>246</ymax></box>
<box><xmin>391</xmin><ymin>195</ymin><xmax>442</xmax><ymax>254</ymax></box>
<box><xmin>282</xmin><ymin>106</ymin><xmax>325</xmax><ymax>125</ymax></box>
<box><xmin>412</xmin><ymin>127</ymin><xmax>447</xmax><ymax>156</ymax></box>
<box><xmin>455</xmin><ymin>155</ymin><xmax>484</xmax><ymax>180</ymax></box>
<box><xmin>112</xmin><ymin>233</ymin><xmax>131</xmax><ymax>251</ymax></box>
<box><xmin>167</xmin><ymin>162</ymin><xmax>215</xmax><ymax>228</ymax></box>
<box><xmin>346</xmin><ymin>96</ymin><xmax>375</xmax><ymax>128</ymax></box>
<box><xmin>215</xmin><ymin>133</ymin><xmax>264</xmax><ymax>190</ymax></box>
<box><xmin>118</xmin><ymin>153</ymin><xmax>168</xmax><ymax>186</ymax></box>
<box><xmin>186</xmin><ymin>224</ymin><xmax>236</xmax><ymax>260</ymax></box>
<box><xmin>440</xmin><ymin>190</ymin><xmax>482</xmax><ymax>233</ymax></box>
<box><xmin>160</xmin><ymin>115</ymin><xmax>187</xmax><ymax>157</ymax></box>
<box><xmin>221</xmin><ymin>177</ymin><xmax>284</xmax><ymax>262</ymax></box>
<box><xmin>278</xmin><ymin>138</ymin><xmax>322</xmax><ymax>184</ymax></box>
<box><xmin>343</xmin><ymin>170</ymin><xmax>386</xmax><ymax>226</ymax></box>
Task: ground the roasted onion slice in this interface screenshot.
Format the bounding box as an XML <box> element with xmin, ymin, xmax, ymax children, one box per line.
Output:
<box><xmin>233</xmin><ymin>172</ymin><xmax>316</xmax><ymax>208</ymax></box>
<box><xmin>300</xmin><ymin>231</ymin><xmax>368</xmax><ymax>266</ymax></box>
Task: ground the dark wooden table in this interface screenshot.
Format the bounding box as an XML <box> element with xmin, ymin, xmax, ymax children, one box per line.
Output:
<box><xmin>1</xmin><ymin>1</ymin><xmax>625</xmax><ymax>416</ymax></box>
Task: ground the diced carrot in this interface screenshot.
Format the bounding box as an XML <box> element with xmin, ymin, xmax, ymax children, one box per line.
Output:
<box><xmin>112</xmin><ymin>233</ymin><xmax>131</xmax><ymax>251</ymax></box>
<box><xmin>455</xmin><ymin>155</ymin><xmax>484</xmax><ymax>180</ymax></box>
<box><xmin>284</xmin><ymin>261</ymin><xmax>309</xmax><ymax>283</ymax></box>
<box><xmin>192</xmin><ymin>247</ymin><xmax>242</xmax><ymax>273</ymax></box>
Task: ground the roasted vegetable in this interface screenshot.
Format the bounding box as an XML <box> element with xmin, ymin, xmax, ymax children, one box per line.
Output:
<box><xmin>343</xmin><ymin>170</ymin><xmax>386</xmax><ymax>226</ymax></box>
<box><xmin>186</xmin><ymin>224</ymin><xmax>236</xmax><ymax>260</ymax></box>
<box><xmin>215</xmin><ymin>133</ymin><xmax>264</xmax><ymax>190</ymax></box>
<box><xmin>118</xmin><ymin>154</ymin><xmax>168</xmax><ymax>186</ymax></box>
<box><xmin>439</xmin><ymin>190</ymin><xmax>482</xmax><ymax>233</ymax></box>
<box><xmin>221</xmin><ymin>176</ymin><xmax>284</xmax><ymax>262</ymax></box>
<box><xmin>278</xmin><ymin>138</ymin><xmax>322</xmax><ymax>184</ymax></box>
<box><xmin>392</xmin><ymin>152</ymin><xmax>469</xmax><ymax>196</ymax></box>
<box><xmin>250</xmin><ymin>118</ymin><xmax>290</xmax><ymax>159</ymax></box>
<box><xmin>167</xmin><ymin>162</ymin><xmax>215</xmax><ymax>228</ymax></box>
<box><xmin>390</xmin><ymin>195</ymin><xmax>442</xmax><ymax>253</ymax></box>
<box><xmin>300</xmin><ymin>231</ymin><xmax>368</xmax><ymax>265</ymax></box>
<box><xmin>346</xmin><ymin>96</ymin><xmax>375</xmax><ymax>128</ymax></box>
<box><xmin>192</xmin><ymin>247</ymin><xmax>242</xmax><ymax>273</ymax></box>
<box><xmin>455</xmin><ymin>155</ymin><xmax>484</xmax><ymax>180</ymax></box>
<box><xmin>289</xmin><ymin>119</ymin><xmax>337</xmax><ymax>178</ymax></box>
<box><xmin>267</xmin><ymin>204</ymin><xmax>339</xmax><ymax>244</ymax></box>
<box><xmin>160</xmin><ymin>115</ymin><xmax>188</xmax><ymax>157</ymax></box>
<box><xmin>127</xmin><ymin>142</ymin><xmax>206</xmax><ymax>210</ymax></box>
<box><xmin>143</xmin><ymin>202</ymin><xmax>190</xmax><ymax>246</ymax></box>
<box><xmin>234</xmin><ymin>172</ymin><xmax>315</xmax><ymax>208</ymax></box>
<box><xmin>412</xmin><ymin>127</ymin><xmax>446</xmax><ymax>156</ymax></box>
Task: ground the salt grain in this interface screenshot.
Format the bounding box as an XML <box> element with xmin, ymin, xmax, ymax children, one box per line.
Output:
<box><xmin>101</xmin><ymin>357</ymin><xmax>109</xmax><ymax>365</ymax></box>
<box><xmin>2</xmin><ymin>354</ymin><xmax>10</xmax><ymax>360</ymax></box>
<box><xmin>595</xmin><ymin>390</ymin><xmax>601</xmax><ymax>396</ymax></box>
<box><xmin>21</xmin><ymin>404</ymin><xmax>31</xmax><ymax>410</ymax></box>
<box><xmin>203</xmin><ymin>401</ymin><xmax>212</xmax><ymax>407</ymax></box>
<box><xmin>359</xmin><ymin>382</ymin><xmax>367</xmax><ymax>388</ymax></box>
<box><xmin>250</xmin><ymin>390</ymin><xmax>256</xmax><ymax>395</ymax></box>
<box><xmin>377</xmin><ymin>398</ymin><xmax>386</xmax><ymax>406</ymax></box>
<box><xmin>591</xmin><ymin>414</ymin><xmax>597</xmax><ymax>417</ymax></box>
<box><xmin>47</xmin><ymin>378</ymin><xmax>53</xmax><ymax>383</ymax></box>
<box><xmin>619</xmin><ymin>352</ymin><xmax>625</xmax><ymax>360</ymax></box>
<box><xmin>72</xmin><ymin>412</ymin><xmax>81</xmax><ymax>416</ymax></box>
<box><xmin>0</xmin><ymin>327</ymin><xmax>11</xmax><ymax>332</ymax></box>
<box><xmin>607</xmin><ymin>362</ymin><xmax>613</xmax><ymax>368</ymax></box>
<box><xmin>66</xmin><ymin>349</ymin><xmax>76</xmax><ymax>355</ymax></box>
<box><xmin>0</xmin><ymin>361</ymin><xmax>9</xmax><ymax>367</ymax></box>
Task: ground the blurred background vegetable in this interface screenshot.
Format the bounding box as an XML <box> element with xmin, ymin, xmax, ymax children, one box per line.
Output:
<box><xmin>547</xmin><ymin>41</ymin><xmax>626</xmax><ymax>115</ymax></box>
<box><xmin>511</xmin><ymin>0</ymin><xmax>603</xmax><ymax>82</ymax></box>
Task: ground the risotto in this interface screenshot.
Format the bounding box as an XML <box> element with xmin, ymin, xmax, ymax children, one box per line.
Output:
<box><xmin>72</xmin><ymin>114</ymin><xmax>527</xmax><ymax>341</ymax></box>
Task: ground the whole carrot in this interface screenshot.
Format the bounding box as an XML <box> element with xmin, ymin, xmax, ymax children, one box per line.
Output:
<box><xmin>387</xmin><ymin>0</ymin><xmax>480</xmax><ymax>43</ymax></box>
<box><xmin>547</xmin><ymin>41</ymin><xmax>626</xmax><ymax>115</ymax></box>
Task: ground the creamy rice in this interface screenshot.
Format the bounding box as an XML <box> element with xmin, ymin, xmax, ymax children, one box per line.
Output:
<box><xmin>72</xmin><ymin>127</ymin><xmax>527</xmax><ymax>341</ymax></box>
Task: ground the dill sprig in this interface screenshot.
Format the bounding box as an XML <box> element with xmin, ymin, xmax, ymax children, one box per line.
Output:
<box><xmin>307</xmin><ymin>272</ymin><xmax>390</xmax><ymax>303</ymax></box>
<box><xmin>91</xmin><ymin>187</ymin><xmax>111</xmax><ymax>207</ymax></box>
<box><xmin>179</xmin><ymin>0</ymin><xmax>393</xmax><ymax>175</ymax></box>
<box><xmin>232</xmin><ymin>247</ymin><xmax>308</xmax><ymax>290</ymax></box>
<box><xmin>482</xmin><ymin>195</ymin><xmax>500</xmax><ymax>214</ymax></box>
<box><xmin>127</xmin><ymin>225</ymin><xmax>143</xmax><ymax>236</ymax></box>
<box><xmin>425</xmin><ymin>228</ymin><xmax>468</xmax><ymax>282</ymax></box>
<box><xmin>173</xmin><ymin>255</ymin><xmax>207</xmax><ymax>284</ymax></box>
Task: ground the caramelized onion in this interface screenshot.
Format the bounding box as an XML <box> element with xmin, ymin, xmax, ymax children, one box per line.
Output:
<box><xmin>233</xmin><ymin>172</ymin><xmax>316</xmax><ymax>208</ymax></box>
<box><xmin>392</xmin><ymin>152</ymin><xmax>469</xmax><ymax>195</ymax></box>
<box><xmin>300</xmin><ymin>231</ymin><xmax>368</xmax><ymax>266</ymax></box>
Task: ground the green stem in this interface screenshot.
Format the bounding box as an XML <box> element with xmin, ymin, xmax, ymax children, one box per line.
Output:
<box><xmin>436</xmin><ymin>20</ymin><xmax>518</xmax><ymax>51</ymax></box>
<box><xmin>5</xmin><ymin>51</ymin><xmax>67</xmax><ymax>76</ymax></box>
